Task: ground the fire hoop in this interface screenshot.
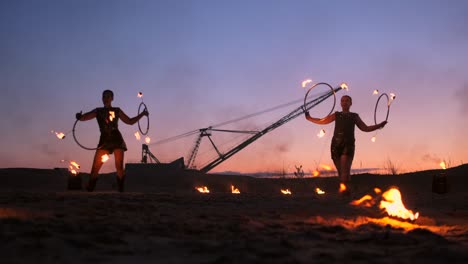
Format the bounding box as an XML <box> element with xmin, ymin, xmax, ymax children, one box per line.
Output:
<box><xmin>72</xmin><ymin>119</ymin><xmax>98</xmax><ymax>151</ymax></box>
<box><xmin>374</xmin><ymin>93</ymin><xmax>391</xmax><ymax>125</ymax></box>
<box><xmin>303</xmin><ymin>82</ymin><xmax>336</xmax><ymax>119</ymax></box>
<box><xmin>138</xmin><ymin>102</ymin><xmax>149</xmax><ymax>135</ymax></box>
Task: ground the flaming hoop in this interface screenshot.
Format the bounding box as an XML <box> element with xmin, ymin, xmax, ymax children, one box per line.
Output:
<box><xmin>303</xmin><ymin>82</ymin><xmax>336</xmax><ymax>120</ymax></box>
<box><xmin>374</xmin><ymin>93</ymin><xmax>394</xmax><ymax>125</ymax></box>
<box><xmin>137</xmin><ymin>92</ymin><xmax>149</xmax><ymax>135</ymax></box>
<box><xmin>72</xmin><ymin>119</ymin><xmax>98</xmax><ymax>150</ymax></box>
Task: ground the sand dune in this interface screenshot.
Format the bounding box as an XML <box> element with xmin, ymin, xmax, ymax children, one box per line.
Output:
<box><xmin>0</xmin><ymin>165</ymin><xmax>467</xmax><ymax>263</ymax></box>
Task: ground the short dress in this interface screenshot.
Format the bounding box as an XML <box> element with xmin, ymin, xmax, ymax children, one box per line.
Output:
<box><xmin>331</xmin><ymin>111</ymin><xmax>358</xmax><ymax>161</ymax></box>
<box><xmin>94</xmin><ymin>107</ymin><xmax>127</xmax><ymax>153</ymax></box>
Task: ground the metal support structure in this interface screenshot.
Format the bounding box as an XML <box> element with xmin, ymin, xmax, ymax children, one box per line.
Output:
<box><xmin>200</xmin><ymin>86</ymin><xmax>342</xmax><ymax>173</ymax></box>
<box><xmin>141</xmin><ymin>144</ymin><xmax>160</xmax><ymax>164</ymax></box>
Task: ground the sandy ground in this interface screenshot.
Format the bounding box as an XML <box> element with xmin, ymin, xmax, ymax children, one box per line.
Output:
<box><xmin>0</xmin><ymin>165</ymin><xmax>467</xmax><ymax>263</ymax></box>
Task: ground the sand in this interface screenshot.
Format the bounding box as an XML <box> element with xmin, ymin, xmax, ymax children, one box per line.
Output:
<box><xmin>0</xmin><ymin>165</ymin><xmax>467</xmax><ymax>263</ymax></box>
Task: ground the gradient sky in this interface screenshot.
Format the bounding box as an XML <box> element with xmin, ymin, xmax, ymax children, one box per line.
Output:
<box><xmin>1</xmin><ymin>0</ymin><xmax>467</xmax><ymax>175</ymax></box>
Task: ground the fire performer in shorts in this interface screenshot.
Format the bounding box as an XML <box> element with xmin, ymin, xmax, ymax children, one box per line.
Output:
<box><xmin>304</xmin><ymin>95</ymin><xmax>387</xmax><ymax>195</ymax></box>
<box><xmin>76</xmin><ymin>90</ymin><xmax>148</xmax><ymax>192</ymax></box>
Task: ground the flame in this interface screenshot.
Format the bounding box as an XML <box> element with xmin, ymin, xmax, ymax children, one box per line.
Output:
<box><xmin>388</xmin><ymin>93</ymin><xmax>396</xmax><ymax>106</ymax></box>
<box><xmin>101</xmin><ymin>154</ymin><xmax>110</xmax><ymax>163</ymax></box>
<box><xmin>340</xmin><ymin>82</ymin><xmax>349</xmax><ymax>90</ymax></box>
<box><xmin>70</xmin><ymin>161</ymin><xmax>80</xmax><ymax>170</ymax></box>
<box><xmin>68</xmin><ymin>166</ymin><xmax>77</xmax><ymax>175</ymax></box>
<box><xmin>320</xmin><ymin>164</ymin><xmax>332</xmax><ymax>171</ymax></box>
<box><xmin>350</xmin><ymin>194</ymin><xmax>374</xmax><ymax>207</ymax></box>
<box><xmin>301</xmin><ymin>79</ymin><xmax>312</xmax><ymax>88</ymax></box>
<box><xmin>317</xmin><ymin>129</ymin><xmax>326</xmax><ymax>138</ymax></box>
<box><xmin>134</xmin><ymin>131</ymin><xmax>141</xmax><ymax>141</ymax></box>
<box><xmin>315</xmin><ymin>188</ymin><xmax>325</xmax><ymax>195</ymax></box>
<box><xmin>371</xmin><ymin>136</ymin><xmax>376</xmax><ymax>142</ymax></box>
<box><xmin>145</xmin><ymin>136</ymin><xmax>151</xmax><ymax>144</ymax></box>
<box><xmin>312</xmin><ymin>170</ymin><xmax>320</xmax><ymax>177</ymax></box>
<box><xmin>439</xmin><ymin>161</ymin><xmax>446</xmax><ymax>170</ymax></box>
<box><xmin>138</xmin><ymin>92</ymin><xmax>143</xmax><ymax>98</ymax></box>
<box><xmin>231</xmin><ymin>185</ymin><xmax>240</xmax><ymax>194</ymax></box>
<box><xmin>351</xmin><ymin>187</ymin><xmax>419</xmax><ymax>221</ymax></box>
<box><xmin>196</xmin><ymin>186</ymin><xmax>210</xmax><ymax>193</ymax></box>
<box><xmin>109</xmin><ymin>111</ymin><xmax>115</xmax><ymax>121</ymax></box>
<box><xmin>373</xmin><ymin>89</ymin><xmax>379</xmax><ymax>95</ymax></box>
<box><xmin>281</xmin><ymin>189</ymin><xmax>291</xmax><ymax>195</ymax></box>
<box><xmin>54</xmin><ymin>131</ymin><xmax>65</xmax><ymax>139</ymax></box>
<box><xmin>339</xmin><ymin>183</ymin><xmax>347</xmax><ymax>193</ymax></box>
<box><xmin>380</xmin><ymin>188</ymin><xmax>419</xmax><ymax>221</ymax></box>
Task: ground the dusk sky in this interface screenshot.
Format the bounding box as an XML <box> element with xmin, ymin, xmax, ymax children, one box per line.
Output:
<box><xmin>1</xmin><ymin>0</ymin><xmax>467</xmax><ymax>175</ymax></box>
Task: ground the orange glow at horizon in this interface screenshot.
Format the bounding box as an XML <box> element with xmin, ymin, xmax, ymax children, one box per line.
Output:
<box><xmin>312</xmin><ymin>170</ymin><xmax>320</xmax><ymax>177</ymax></box>
<box><xmin>439</xmin><ymin>161</ymin><xmax>447</xmax><ymax>170</ymax></box>
<box><xmin>320</xmin><ymin>164</ymin><xmax>332</xmax><ymax>171</ymax></box>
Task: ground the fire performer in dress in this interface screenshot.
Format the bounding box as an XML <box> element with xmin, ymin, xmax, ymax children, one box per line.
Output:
<box><xmin>75</xmin><ymin>90</ymin><xmax>149</xmax><ymax>192</ymax></box>
<box><xmin>304</xmin><ymin>95</ymin><xmax>387</xmax><ymax>195</ymax></box>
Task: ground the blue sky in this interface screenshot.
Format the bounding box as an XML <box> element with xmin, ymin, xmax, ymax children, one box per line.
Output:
<box><xmin>0</xmin><ymin>0</ymin><xmax>467</xmax><ymax>174</ymax></box>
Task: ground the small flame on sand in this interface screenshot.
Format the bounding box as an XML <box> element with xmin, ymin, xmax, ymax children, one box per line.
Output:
<box><xmin>315</xmin><ymin>188</ymin><xmax>325</xmax><ymax>195</ymax></box>
<box><xmin>439</xmin><ymin>161</ymin><xmax>447</xmax><ymax>170</ymax></box>
<box><xmin>196</xmin><ymin>186</ymin><xmax>210</xmax><ymax>193</ymax></box>
<box><xmin>380</xmin><ymin>188</ymin><xmax>419</xmax><ymax>221</ymax></box>
<box><xmin>302</xmin><ymin>79</ymin><xmax>313</xmax><ymax>88</ymax></box>
<box><xmin>145</xmin><ymin>136</ymin><xmax>151</xmax><ymax>144</ymax></box>
<box><xmin>134</xmin><ymin>131</ymin><xmax>141</xmax><ymax>141</ymax></box>
<box><xmin>109</xmin><ymin>111</ymin><xmax>115</xmax><ymax>121</ymax></box>
<box><xmin>231</xmin><ymin>185</ymin><xmax>240</xmax><ymax>194</ymax></box>
<box><xmin>138</xmin><ymin>92</ymin><xmax>143</xmax><ymax>98</ymax></box>
<box><xmin>281</xmin><ymin>189</ymin><xmax>292</xmax><ymax>195</ymax></box>
<box><xmin>340</xmin><ymin>83</ymin><xmax>349</xmax><ymax>91</ymax></box>
<box><xmin>101</xmin><ymin>154</ymin><xmax>110</xmax><ymax>163</ymax></box>
<box><xmin>312</xmin><ymin>170</ymin><xmax>320</xmax><ymax>177</ymax></box>
<box><xmin>373</xmin><ymin>89</ymin><xmax>379</xmax><ymax>95</ymax></box>
<box><xmin>317</xmin><ymin>129</ymin><xmax>326</xmax><ymax>138</ymax></box>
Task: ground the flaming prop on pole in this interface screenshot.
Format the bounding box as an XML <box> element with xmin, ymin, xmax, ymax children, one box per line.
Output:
<box><xmin>137</xmin><ymin>92</ymin><xmax>149</xmax><ymax>136</ymax></box>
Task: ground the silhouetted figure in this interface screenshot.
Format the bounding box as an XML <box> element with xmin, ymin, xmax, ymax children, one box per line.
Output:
<box><xmin>305</xmin><ymin>95</ymin><xmax>387</xmax><ymax>195</ymax></box>
<box><xmin>76</xmin><ymin>90</ymin><xmax>148</xmax><ymax>192</ymax></box>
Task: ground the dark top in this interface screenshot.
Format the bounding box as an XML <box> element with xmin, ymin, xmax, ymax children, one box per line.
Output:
<box><xmin>331</xmin><ymin>111</ymin><xmax>358</xmax><ymax>160</ymax></box>
<box><xmin>93</xmin><ymin>107</ymin><xmax>127</xmax><ymax>153</ymax></box>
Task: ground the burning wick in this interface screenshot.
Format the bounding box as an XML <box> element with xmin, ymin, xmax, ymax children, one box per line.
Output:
<box><xmin>371</xmin><ymin>135</ymin><xmax>377</xmax><ymax>142</ymax></box>
<box><xmin>373</xmin><ymin>89</ymin><xmax>379</xmax><ymax>95</ymax></box>
<box><xmin>138</xmin><ymin>92</ymin><xmax>143</xmax><ymax>98</ymax></box>
<box><xmin>281</xmin><ymin>189</ymin><xmax>292</xmax><ymax>195</ymax></box>
<box><xmin>196</xmin><ymin>186</ymin><xmax>210</xmax><ymax>193</ymax></box>
<box><xmin>145</xmin><ymin>136</ymin><xmax>151</xmax><ymax>144</ymax></box>
<box><xmin>340</xmin><ymin>82</ymin><xmax>349</xmax><ymax>91</ymax></box>
<box><xmin>231</xmin><ymin>185</ymin><xmax>240</xmax><ymax>194</ymax></box>
<box><xmin>315</xmin><ymin>188</ymin><xmax>325</xmax><ymax>195</ymax></box>
<box><xmin>388</xmin><ymin>93</ymin><xmax>396</xmax><ymax>106</ymax></box>
<box><xmin>51</xmin><ymin>130</ymin><xmax>66</xmax><ymax>139</ymax></box>
<box><xmin>134</xmin><ymin>131</ymin><xmax>141</xmax><ymax>141</ymax></box>
<box><xmin>301</xmin><ymin>79</ymin><xmax>312</xmax><ymax>88</ymax></box>
<box><xmin>317</xmin><ymin>129</ymin><xmax>326</xmax><ymax>138</ymax></box>
<box><xmin>101</xmin><ymin>154</ymin><xmax>110</xmax><ymax>163</ymax></box>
